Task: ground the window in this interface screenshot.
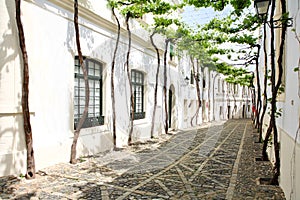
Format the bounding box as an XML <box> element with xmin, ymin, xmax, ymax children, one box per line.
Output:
<box><xmin>234</xmin><ymin>84</ymin><xmax>238</xmax><ymax>95</ymax></box>
<box><xmin>190</xmin><ymin>70</ymin><xmax>194</xmax><ymax>85</ymax></box>
<box><xmin>74</xmin><ymin>56</ymin><xmax>104</xmax><ymax>128</ymax></box>
<box><xmin>222</xmin><ymin>81</ymin><xmax>224</xmax><ymax>93</ymax></box>
<box><xmin>169</xmin><ymin>43</ymin><xmax>174</xmax><ymax>61</ymax></box>
<box><xmin>220</xmin><ymin>106</ymin><xmax>223</xmax><ymax>117</ymax></box>
<box><xmin>131</xmin><ymin>70</ymin><xmax>145</xmax><ymax>120</ymax></box>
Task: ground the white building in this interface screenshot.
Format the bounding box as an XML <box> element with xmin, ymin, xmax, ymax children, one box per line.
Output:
<box><xmin>255</xmin><ymin>0</ymin><xmax>300</xmax><ymax>199</ymax></box>
<box><xmin>0</xmin><ymin>0</ymin><xmax>251</xmax><ymax>177</ymax></box>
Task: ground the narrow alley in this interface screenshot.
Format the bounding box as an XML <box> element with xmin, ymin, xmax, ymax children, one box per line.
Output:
<box><xmin>0</xmin><ymin>119</ymin><xmax>285</xmax><ymax>199</ymax></box>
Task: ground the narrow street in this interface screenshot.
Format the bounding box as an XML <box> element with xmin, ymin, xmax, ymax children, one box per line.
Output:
<box><xmin>1</xmin><ymin>119</ymin><xmax>285</xmax><ymax>199</ymax></box>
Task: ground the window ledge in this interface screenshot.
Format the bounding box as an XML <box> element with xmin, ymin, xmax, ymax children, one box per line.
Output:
<box><xmin>132</xmin><ymin>112</ymin><xmax>145</xmax><ymax>120</ymax></box>
<box><xmin>74</xmin><ymin>116</ymin><xmax>105</xmax><ymax>129</ymax></box>
<box><xmin>75</xmin><ymin>126</ymin><xmax>110</xmax><ymax>137</ymax></box>
<box><xmin>133</xmin><ymin>118</ymin><xmax>148</xmax><ymax>126</ymax></box>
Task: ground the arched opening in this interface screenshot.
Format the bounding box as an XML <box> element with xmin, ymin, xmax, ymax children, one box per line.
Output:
<box><xmin>168</xmin><ymin>85</ymin><xmax>176</xmax><ymax>130</ymax></box>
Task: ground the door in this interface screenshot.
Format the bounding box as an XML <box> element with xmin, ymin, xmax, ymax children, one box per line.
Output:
<box><xmin>227</xmin><ymin>106</ymin><xmax>231</xmax><ymax>119</ymax></box>
<box><xmin>168</xmin><ymin>89</ymin><xmax>172</xmax><ymax>128</ymax></box>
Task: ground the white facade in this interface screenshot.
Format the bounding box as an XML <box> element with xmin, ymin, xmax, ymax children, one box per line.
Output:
<box><xmin>255</xmin><ymin>0</ymin><xmax>300</xmax><ymax>199</ymax></box>
<box><xmin>0</xmin><ymin>0</ymin><xmax>251</xmax><ymax>177</ymax></box>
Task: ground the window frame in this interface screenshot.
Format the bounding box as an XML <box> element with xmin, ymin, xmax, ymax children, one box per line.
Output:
<box><xmin>131</xmin><ymin>70</ymin><xmax>145</xmax><ymax>120</ymax></box>
<box><xmin>74</xmin><ymin>56</ymin><xmax>104</xmax><ymax>129</ymax></box>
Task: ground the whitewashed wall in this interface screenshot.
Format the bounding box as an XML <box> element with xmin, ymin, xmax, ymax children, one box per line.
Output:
<box><xmin>0</xmin><ymin>0</ymin><xmax>251</xmax><ymax>177</ymax></box>
<box><xmin>256</xmin><ymin>0</ymin><xmax>300</xmax><ymax>199</ymax></box>
<box><xmin>278</xmin><ymin>0</ymin><xmax>300</xmax><ymax>199</ymax></box>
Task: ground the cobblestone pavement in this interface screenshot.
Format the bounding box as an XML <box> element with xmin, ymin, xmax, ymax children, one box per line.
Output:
<box><xmin>0</xmin><ymin>119</ymin><xmax>286</xmax><ymax>199</ymax></box>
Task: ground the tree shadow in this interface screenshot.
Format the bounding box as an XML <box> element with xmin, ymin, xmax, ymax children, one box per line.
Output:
<box><xmin>0</xmin><ymin>0</ymin><xmax>28</xmax><ymax>180</ymax></box>
<box><xmin>0</xmin><ymin>175</ymin><xmax>22</xmax><ymax>199</ymax></box>
<box><xmin>0</xmin><ymin>0</ymin><xmax>95</xmax><ymax>179</ymax></box>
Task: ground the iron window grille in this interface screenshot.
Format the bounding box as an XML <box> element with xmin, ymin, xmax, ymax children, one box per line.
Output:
<box><xmin>131</xmin><ymin>70</ymin><xmax>145</xmax><ymax>120</ymax></box>
<box><xmin>74</xmin><ymin>56</ymin><xmax>104</xmax><ymax>128</ymax></box>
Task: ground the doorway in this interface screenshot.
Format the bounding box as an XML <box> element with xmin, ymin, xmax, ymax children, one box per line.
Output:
<box><xmin>168</xmin><ymin>89</ymin><xmax>172</xmax><ymax>128</ymax></box>
<box><xmin>168</xmin><ymin>85</ymin><xmax>176</xmax><ymax>129</ymax></box>
<box><xmin>227</xmin><ymin>106</ymin><xmax>231</xmax><ymax>119</ymax></box>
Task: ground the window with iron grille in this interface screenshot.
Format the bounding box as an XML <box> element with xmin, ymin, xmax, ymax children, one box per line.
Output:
<box><xmin>131</xmin><ymin>70</ymin><xmax>145</xmax><ymax>120</ymax></box>
<box><xmin>74</xmin><ymin>56</ymin><xmax>104</xmax><ymax>128</ymax></box>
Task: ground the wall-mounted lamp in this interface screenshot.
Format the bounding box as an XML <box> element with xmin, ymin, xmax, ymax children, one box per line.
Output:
<box><xmin>254</xmin><ymin>0</ymin><xmax>293</xmax><ymax>28</ymax></box>
<box><xmin>254</xmin><ymin>0</ymin><xmax>270</xmax><ymax>21</ymax></box>
<box><xmin>184</xmin><ymin>76</ymin><xmax>190</xmax><ymax>85</ymax></box>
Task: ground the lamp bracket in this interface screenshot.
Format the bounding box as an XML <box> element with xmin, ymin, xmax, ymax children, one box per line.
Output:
<box><xmin>267</xmin><ymin>17</ymin><xmax>293</xmax><ymax>28</ymax></box>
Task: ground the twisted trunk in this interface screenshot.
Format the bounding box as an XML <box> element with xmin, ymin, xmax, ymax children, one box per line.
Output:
<box><xmin>255</xmin><ymin>45</ymin><xmax>262</xmax><ymax>129</ymax></box>
<box><xmin>262</xmin><ymin>0</ymin><xmax>286</xmax><ymax>185</ymax></box>
<box><xmin>271</xmin><ymin>0</ymin><xmax>287</xmax><ymax>185</ymax></box>
<box><xmin>70</xmin><ymin>0</ymin><xmax>90</xmax><ymax>164</ymax></box>
<box><xmin>163</xmin><ymin>39</ymin><xmax>170</xmax><ymax>134</ymax></box>
<box><xmin>111</xmin><ymin>7</ymin><xmax>121</xmax><ymax>147</ymax></box>
<box><xmin>262</xmin><ymin>0</ymin><xmax>276</xmax><ymax>163</ymax></box>
<box><xmin>262</xmin><ymin>0</ymin><xmax>276</xmax><ymax>164</ymax></box>
<box><xmin>125</xmin><ymin>14</ymin><xmax>134</xmax><ymax>145</ymax></box>
<box><xmin>252</xmin><ymin>86</ymin><xmax>256</xmax><ymax>122</ymax></box>
<box><xmin>262</xmin><ymin>122</ymin><xmax>272</xmax><ymax>160</ymax></box>
<box><xmin>150</xmin><ymin>30</ymin><xmax>160</xmax><ymax>138</ymax></box>
<box><xmin>259</xmin><ymin>22</ymin><xmax>268</xmax><ymax>142</ymax></box>
<box><xmin>190</xmin><ymin>58</ymin><xmax>202</xmax><ymax>126</ymax></box>
<box><xmin>15</xmin><ymin>0</ymin><xmax>35</xmax><ymax>179</ymax></box>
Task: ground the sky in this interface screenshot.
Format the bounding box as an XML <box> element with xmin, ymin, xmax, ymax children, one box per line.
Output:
<box><xmin>181</xmin><ymin>5</ymin><xmax>256</xmax><ymax>71</ymax></box>
<box><xmin>181</xmin><ymin>5</ymin><xmax>233</xmax><ymax>29</ymax></box>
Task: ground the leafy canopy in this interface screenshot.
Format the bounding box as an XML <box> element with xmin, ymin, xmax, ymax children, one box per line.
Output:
<box><xmin>107</xmin><ymin>0</ymin><xmax>259</xmax><ymax>86</ymax></box>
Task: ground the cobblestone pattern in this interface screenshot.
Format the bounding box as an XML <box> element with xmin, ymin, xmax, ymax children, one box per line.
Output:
<box><xmin>0</xmin><ymin>119</ymin><xmax>285</xmax><ymax>199</ymax></box>
<box><xmin>232</xmin><ymin>123</ymin><xmax>286</xmax><ymax>200</ymax></box>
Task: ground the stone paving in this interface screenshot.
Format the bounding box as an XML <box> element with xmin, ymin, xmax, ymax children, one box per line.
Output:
<box><xmin>0</xmin><ymin>119</ymin><xmax>286</xmax><ymax>199</ymax></box>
